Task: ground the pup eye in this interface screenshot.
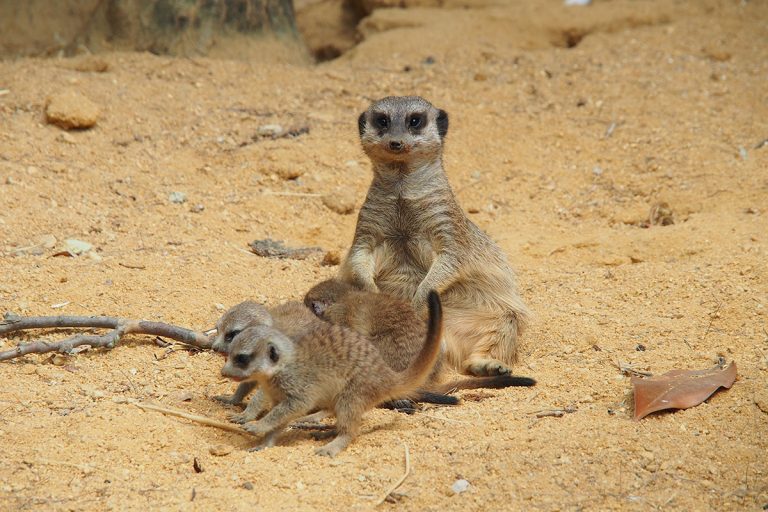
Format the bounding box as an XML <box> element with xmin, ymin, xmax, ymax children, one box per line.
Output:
<box><xmin>224</xmin><ymin>329</ymin><xmax>242</xmax><ymax>343</ymax></box>
<box><xmin>233</xmin><ymin>353</ymin><xmax>250</xmax><ymax>367</ymax></box>
<box><xmin>408</xmin><ymin>115</ymin><xmax>423</xmax><ymax>128</ymax></box>
<box><xmin>375</xmin><ymin>115</ymin><xmax>389</xmax><ymax>129</ymax></box>
<box><xmin>268</xmin><ymin>344</ymin><xmax>280</xmax><ymax>363</ymax></box>
<box><xmin>311</xmin><ymin>301</ymin><xmax>327</xmax><ymax>316</ymax></box>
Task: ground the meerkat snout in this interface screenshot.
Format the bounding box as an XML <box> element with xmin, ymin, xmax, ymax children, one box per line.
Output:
<box><xmin>389</xmin><ymin>140</ymin><xmax>404</xmax><ymax>152</ymax></box>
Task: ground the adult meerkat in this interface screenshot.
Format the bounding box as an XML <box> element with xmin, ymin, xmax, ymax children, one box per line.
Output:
<box><xmin>211</xmin><ymin>301</ymin><xmax>315</xmax><ymax>409</ymax></box>
<box><xmin>305</xmin><ymin>278</ymin><xmax>535</xmax><ymax>395</ymax></box>
<box><xmin>341</xmin><ymin>96</ymin><xmax>529</xmax><ymax>377</ymax></box>
<box><xmin>221</xmin><ymin>291</ymin><xmax>443</xmax><ymax>456</ymax></box>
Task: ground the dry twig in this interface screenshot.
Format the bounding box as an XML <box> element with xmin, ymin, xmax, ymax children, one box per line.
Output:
<box><xmin>0</xmin><ymin>312</ymin><xmax>211</xmax><ymax>361</ymax></box>
<box><xmin>616</xmin><ymin>360</ymin><xmax>653</xmax><ymax>377</ymax></box>
<box><xmin>132</xmin><ymin>402</ymin><xmax>252</xmax><ymax>436</ymax></box>
<box><xmin>376</xmin><ymin>442</ymin><xmax>411</xmax><ymax>506</ymax></box>
<box><xmin>530</xmin><ymin>405</ymin><xmax>578</xmax><ymax>418</ymax></box>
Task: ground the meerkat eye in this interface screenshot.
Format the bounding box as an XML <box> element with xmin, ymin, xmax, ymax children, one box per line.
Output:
<box><xmin>233</xmin><ymin>353</ymin><xmax>250</xmax><ymax>367</ymax></box>
<box><xmin>375</xmin><ymin>115</ymin><xmax>389</xmax><ymax>129</ymax></box>
<box><xmin>310</xmin><ymin>300</ymin><xmax>328</xmax><ymax>317</ymax></box>
<box><xmin>224</xmin><ymin>329</ymin><xmax>242</xmax><ymax>343</ymax></box>
<box><xmin>408</xmin><ymin>114</ymin><xmax>423</xmax><ymax>128</ymax></box>
<box><xmin>268</xmin><ymin>344</ymin><xmax>280</xmax><ymax>364</ymax></box>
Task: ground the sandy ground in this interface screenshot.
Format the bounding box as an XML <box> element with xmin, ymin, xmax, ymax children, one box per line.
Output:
<box><xmin>1</xmin><ymin>0</ymin><xmax>767</xmax><ymax>510</ymax></box>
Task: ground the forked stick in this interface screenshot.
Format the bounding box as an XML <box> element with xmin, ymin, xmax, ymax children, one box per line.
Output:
<box><xmin>0</xmin><ymin>312</ymin><xmax>212</xmax><ymax>361</ymax></box>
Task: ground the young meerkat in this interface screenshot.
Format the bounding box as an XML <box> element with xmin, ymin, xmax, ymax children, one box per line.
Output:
<box><xmin>305</xmin><ymin>278</ymin><xmax>535</xmax><ymax>397</ymax></box>
<box><xmin>221</xmin><ymin>290</ymin><xmax>444</xmax><ymax>457</ymax></box>
<box><xmin>211</xmin><ymin>301</ymin><xmax>315</xmax><ymax>409</ymax></box>
<box><xmin>341</xmin><ymin>96</ymin><xmax>530</xmax><ymax>377</ymax></box>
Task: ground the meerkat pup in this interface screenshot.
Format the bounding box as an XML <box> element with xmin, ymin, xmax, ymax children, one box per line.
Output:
<box><xmin>211</xmin><ymin>301</ymin><xmax>315</xmax><ymax>412</ymax></box>
<box><xmin>340</xmin><ymin>96</ymin><xmax>530</xmax><ymax>377</ymax></box>
<box><xmin>305</xmin><ymin>278</ymin><xmax>535</xmax><ymax>397</ymax></box>
<box><xmin>221</xmin><ymin>291</ymin><xmax>444</xmax><ymax>457</ymax></box>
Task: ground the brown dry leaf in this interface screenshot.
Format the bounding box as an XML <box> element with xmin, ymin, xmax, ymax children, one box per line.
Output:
<box><xmin>631</xmin><ymin>362</ymin><xmax>737</xmax><ymax>420</ymax></box>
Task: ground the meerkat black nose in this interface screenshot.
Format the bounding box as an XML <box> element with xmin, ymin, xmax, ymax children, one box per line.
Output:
<box><xmin>389</xmin><ymin>141</ymin><xmax>403</xmax><ymax>151</ymax></box>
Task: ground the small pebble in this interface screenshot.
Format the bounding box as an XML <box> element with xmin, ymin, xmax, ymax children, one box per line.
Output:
<box><xmin>209</xmin><ymin>444</ymin><xmax>233</xmax><ymax>457</ymax></box>
<box><xmin>63</xmin><ymin>239</ymin><xmax>93</xmax><ymax>255</ymax></box>
<box><xmin>451</xmin><ymin>479</ymin><xmax>470</xmax><ymax>495</ymax></box>
<box><xmin>58</xmin><ymin>132</ymin><xmax>77</xmax><ymax>144</ymax></box>
<box><xmin>242</xmin><ymin>482</ymin><xmax>254</xmax><ymax>490</ymax></box>
<box><xmin>169</xmin><ymin>191</ymin><xmax>187</xmax><ymax>204</ymax></box>
<box><xmin>257</xmin><ymin>124</ymin><xmax>284</xmax><ymax>137</ymax></box>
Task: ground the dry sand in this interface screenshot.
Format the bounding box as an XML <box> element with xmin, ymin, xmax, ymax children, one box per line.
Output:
<box><xmin>0</xmin><ymin>0</ymin><xmax>766</xmax><ymax>510</ymax></box>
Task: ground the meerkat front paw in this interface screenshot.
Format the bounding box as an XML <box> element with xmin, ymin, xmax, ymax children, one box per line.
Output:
<box><xmin>213</xmin><ymin>394</ymin><xmax>242</xmax><ymax>406</ymax></box>
<box><xmin>242</xmin><ymin>422</ymin><xmax>270</xmax><ymax>435</ymax></box>
<box><xmin>228</xmin><ymin>411</ymin><xmax>258</xmax><ymax>424</ymax></box>
<box><xmin>466</xmin><ymin>359</ymin><xmax>512</xmax><ymax>377</ymax></box>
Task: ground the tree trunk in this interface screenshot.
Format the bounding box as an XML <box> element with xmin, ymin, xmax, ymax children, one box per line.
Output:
<box><xmin>0</xmin><ymin>0</ymin><xmax>304</xmax><ymax>59</ymax></box>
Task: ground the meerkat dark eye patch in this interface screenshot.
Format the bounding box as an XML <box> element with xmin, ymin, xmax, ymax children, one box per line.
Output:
<box><xmin>224</xmin><ymin>329</ymin><xmax>242</xmax><ymax>343</ymax></box>
<box><xmin>408</xmin><ymin>114</ymin><xmax>424</xmax><ymax>129</ymax></box>
<box><xmin>374</xmin><ymin>114</ymin><xmax>390</xmax><ymax>129</ymax></box>
<box><xmin>268</xmin><ymin>344</ymin><xmax>280</xmax><ymax>363</ymax></box>
<box><xmin>436</xmin><ymin>109</ymin><xmax>449</xmax><ymax>138</ymax></box>
<box><xmin>233</xmin><ymin>353</ymin><xmax>251</xmax><ymax>368</ymax></box>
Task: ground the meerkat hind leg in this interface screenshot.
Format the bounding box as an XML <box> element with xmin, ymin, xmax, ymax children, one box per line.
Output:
<box><xmin>315</xmin><ymin>396</ymin><xmax>364</xmax><ymax>457</ymax></box>
<box><xmin>248</xmin><ymin>429</ymin><xmax>283</xmax><ymax>452</ymax></box>
<box><xmin>444</xmin><ymin>308</ymin><xmax>517</xmax><ymax>377</ymax></box>
<box><xmin>464</xmin><ymin>357</ymin><xmax>512</xmax><ymax>377</ymax></box>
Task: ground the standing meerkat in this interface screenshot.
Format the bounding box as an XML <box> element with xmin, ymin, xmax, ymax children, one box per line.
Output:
<box><xmin>211</xmin><ymin>301</ymin><xmax>315</xmax><ymax>410</ymax></box>
<box><xmin>221</xmin><ymin>290</ymin><xmax>443</xmax><ymax>456</ymax></box>
<box><xmin>340</xmin><ymin>96</ymin><xmax>530</xmax><ymax>377</ymax></box>
<box><xmin>305</xmin><ymin>278</ymin><xmax>535</xmax><ymax>395</ymax></box>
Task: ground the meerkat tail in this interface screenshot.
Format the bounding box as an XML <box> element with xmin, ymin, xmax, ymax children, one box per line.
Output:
<box><xmin>391</xmin><ymin>290</ymin><xmax>443</xmax><ymax>395</ymax></box>
<box><xmin>414</xmin><ymin>391</ymin><xmax>460</xmax><ymax>405</ymax></box>
<box><xmin>432</xmin><ymin>375</ymin><xmax>537</xmax><ymax>394</ymax></box>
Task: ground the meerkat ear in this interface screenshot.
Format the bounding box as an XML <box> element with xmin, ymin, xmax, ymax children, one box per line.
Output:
<box><xmin>436</xmin><ymin>109</ymin><xmax>449</xmax><ymax>138</ymax></box>
<box><xmin>268</xmin><ymin>343</ymin><xmax>280</xmax><ymax>364</ymax></box>
<box><xmin>357</xmin><ymin>112</ymin><xmax>366</xmax><ymax>138</ymax></box>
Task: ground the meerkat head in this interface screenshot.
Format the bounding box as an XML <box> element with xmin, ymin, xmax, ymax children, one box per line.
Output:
<box><xmin>358</xmin><ymin>96</ymin><xmax>448</xmax><ymax>168</ymax></box>
<box><xmin>221</xmin><ymin>325</ymin><xmax>294</xmax><ymax>381</ymax></box>
<box><xmin>211</xmin><ymin>301</ymin><xmax>274</xmax><ymax>355</ymax></box>
<box><xmin>304</xmin><ymin>279</ymin><xmax>355</xmax><ymax>317</ymax></box>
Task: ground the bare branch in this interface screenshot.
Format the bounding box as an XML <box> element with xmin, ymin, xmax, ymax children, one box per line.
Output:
<box><xmin>0</xmin><ymin>313</ymin><xmax>212</xmax><ymax>362</ymax></box>
<box><xmin>0</xmin><ymin>312</ymin><xmax>119</xmax><ymax>334</ymax></box>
